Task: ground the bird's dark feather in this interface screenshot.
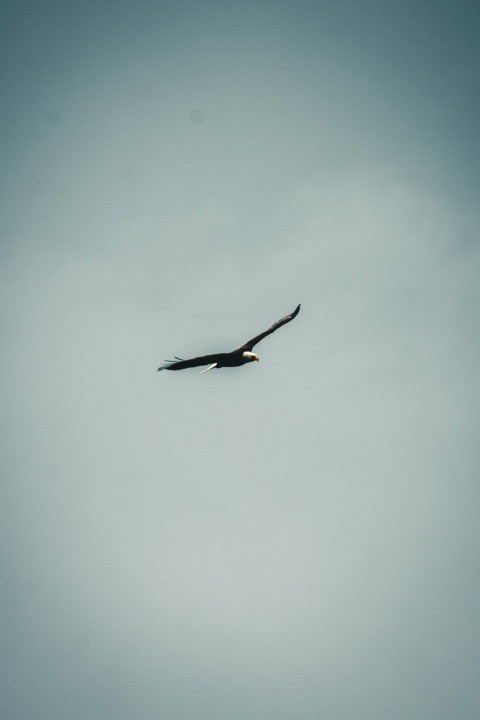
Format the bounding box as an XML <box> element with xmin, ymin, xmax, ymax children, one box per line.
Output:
<box><xmin>157</xmin><ymin>304</ymin><xmax>300</xmax><ymax>372</ymax></box>
<box><xmin>236</xmin><ymin>304</ymin><xmax>301</xmax><ymax>351</ymax></box>
<box><xmin>158</xmin><ymin>353</ymin><xmax>230</xmax><ymax>371</ymax></box>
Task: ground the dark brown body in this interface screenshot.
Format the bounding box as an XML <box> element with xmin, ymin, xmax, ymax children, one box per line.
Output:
<box><xmin>158</xmin><ymin>304</ymin><xmax>300</xmax><ymax>372</ymax></box>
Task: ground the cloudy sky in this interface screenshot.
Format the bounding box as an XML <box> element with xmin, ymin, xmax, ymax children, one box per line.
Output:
<box><xmin>1</xmin><ymin>1</ymin><xmax>479</xmax><ymax>718</ymax></box>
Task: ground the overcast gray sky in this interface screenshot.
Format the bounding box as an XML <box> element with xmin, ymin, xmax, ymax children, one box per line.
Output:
<box><xmin>1</xmin><ymin>1</ymin><xmax>479</xmax><ymax>718</ymax></box>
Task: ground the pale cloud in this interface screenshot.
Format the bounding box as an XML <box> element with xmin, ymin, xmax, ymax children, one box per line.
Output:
<box><xmin>1</xmin><ymin>2</ymin><xmax>479</xmax><ymax>719</ymax></box>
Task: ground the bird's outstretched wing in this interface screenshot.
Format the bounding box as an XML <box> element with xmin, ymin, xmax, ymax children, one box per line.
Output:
<box><xmin>158</xmin><ymin>353</ymin><xmax>230</xmax><ymax>371</ymax></box>
<box><xmin>236</xmin><ymin>304</ymin><xmax>301</xmax><ymax>352</ymax></box>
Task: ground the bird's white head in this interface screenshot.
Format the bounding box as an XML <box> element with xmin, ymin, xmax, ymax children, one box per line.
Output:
<box><xmin>242</xmin><ymin>351</ymin><xmax>260</xmax><ymax>362</ymax></box>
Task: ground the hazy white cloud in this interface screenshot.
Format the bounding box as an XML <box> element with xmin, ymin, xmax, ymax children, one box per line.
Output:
<box><xmin>1</xmin><ymin>2</ymin><xmax>479</xmax><ymax>719</ymax></box>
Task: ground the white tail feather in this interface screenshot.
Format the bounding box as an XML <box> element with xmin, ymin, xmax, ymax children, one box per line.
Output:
<box><xmin>199</xmin><ymin>363</ymin><xmax>217</xmax><ymax>374</ymax></box>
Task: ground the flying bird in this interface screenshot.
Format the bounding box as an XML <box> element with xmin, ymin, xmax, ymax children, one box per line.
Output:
<box><xmin>158</xmin><ymin>304</ymin><xmax>301</xmax><ymax>373</ymax></box>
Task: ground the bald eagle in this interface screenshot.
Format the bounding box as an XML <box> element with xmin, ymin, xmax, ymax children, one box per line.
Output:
<box><xmin>158</xmin><ymin>304</ymin><xmax>300</xmax><ymax>373</ymax></box>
